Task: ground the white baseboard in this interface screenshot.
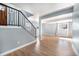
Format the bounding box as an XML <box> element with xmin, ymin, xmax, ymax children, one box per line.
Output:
<box><xmin>0</xmin><ymin>40</ymin><xmax>37</xmax><ymax>56</ymax></box>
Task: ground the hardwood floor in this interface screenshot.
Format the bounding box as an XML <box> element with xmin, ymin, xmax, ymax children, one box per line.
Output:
<box><xmin>6</xmin><ymin>36</ymin><xmax>76</xmax><ymax>56</ymax></box>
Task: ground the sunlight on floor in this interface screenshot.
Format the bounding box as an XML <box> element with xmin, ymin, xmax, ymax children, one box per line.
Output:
<box><xmin>59</xmin><ymin>37</ymin><xmax>72</xmax><ymax>42</ymax></box>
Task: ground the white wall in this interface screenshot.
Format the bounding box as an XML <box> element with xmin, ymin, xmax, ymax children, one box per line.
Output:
<box><xmin>28</xmin><ymin>14</ymin><xmax>39</xmax><ymax>38</ymax></box>
<box><xmin>28</xmin><ymin>13</ymin><xmax>39</xmax><ymax>28</ymax></box>
<box><xmin>72</xmin><ymin>4</ymin><xmax>79</xmax><ymax>55</ymax></box>
<box><xmin>4</xmin><ymin>3</ymin><xmax>21</xmax><ymax>10</ymax></box>
<box><xmin>0</xmin><ymin>26</ymin><xmax>35</xmax><ymax>54</ymax></box>
<box><xmin>42</xmin><ymin>21</ymin><xmax>72</xmax><ymax>37</ymax></box>
<box><xmin>42</xmin><ymin>23</ymin><xmax>57</xmax><ymax>36</ymax></box>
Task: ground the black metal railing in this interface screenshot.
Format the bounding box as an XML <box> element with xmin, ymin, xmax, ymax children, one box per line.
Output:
<box><xmin>0</xmin><ymin>3</ymin><xmax>36</xmax><ymax>38</ymax></box>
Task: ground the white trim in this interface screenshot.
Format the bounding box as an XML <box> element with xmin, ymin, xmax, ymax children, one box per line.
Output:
<box><xmin>0</xmin><ymin>26</ymin><xmax>21</xmax><ymax>28</ymax></box>
<box><xmin>72</xmin><ymin>44</ymin><xmax>79</xmax><ymax>56</ymax></box>
<box><xmin>0</xmin><ymin>40</ymin><xmax>37</xmax><ymax>56</ymax></box>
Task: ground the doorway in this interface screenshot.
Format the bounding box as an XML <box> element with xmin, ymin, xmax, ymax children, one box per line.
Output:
<box><xmin>0</xmin><ymin>5</ymin><xmax>7</xmax><ymax>25</ymax></box>
<box><xmin>56</xmin><ymin>22</ymin><xmax>72</xmax><ymax>38</ymax></box>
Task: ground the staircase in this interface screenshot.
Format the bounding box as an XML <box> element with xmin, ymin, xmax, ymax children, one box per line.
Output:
<box><xmin>0</xmin><ymin>3</ymin><xmax>36</xmax><ymax>55</ymax></box>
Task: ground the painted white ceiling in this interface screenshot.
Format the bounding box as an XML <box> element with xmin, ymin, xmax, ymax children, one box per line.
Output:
<box><xmin>12</xmin><ymin>3</ymin><xmax>74</xmax><ymax>16</ymax></box>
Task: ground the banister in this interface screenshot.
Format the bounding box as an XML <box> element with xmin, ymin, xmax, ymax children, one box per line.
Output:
<box><xmin>0</xmin><ymin>3</ymin><xmax>36</xmax><ymax>38</ymax></box>
<box><xmin>0</xmin><ymin>3</ymin><xmax>36</xmax><ymax>29</ymax></box>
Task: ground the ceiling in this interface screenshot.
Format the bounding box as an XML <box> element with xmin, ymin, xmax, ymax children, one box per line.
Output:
<box><xmin>12</xmin><ymin>3</ymin><xmax>74</xmax><ymax>17</ymax></box>
<box><xmin>42</xmin><ymin>13</ymin><xmax>72</xmax><ymax>24</ymax></box>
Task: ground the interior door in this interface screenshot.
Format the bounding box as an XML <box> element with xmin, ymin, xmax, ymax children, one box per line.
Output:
<box><xmin>0</xmin><ymin>5</ymin><xmax>7</xmax><ymax>25</ymax></box>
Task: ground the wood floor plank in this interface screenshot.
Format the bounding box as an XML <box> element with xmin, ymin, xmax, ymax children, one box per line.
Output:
<box><xmin>6</xmin><ymin>36</ymin><xmax>76</xmax><ymax>56</ymax></box>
